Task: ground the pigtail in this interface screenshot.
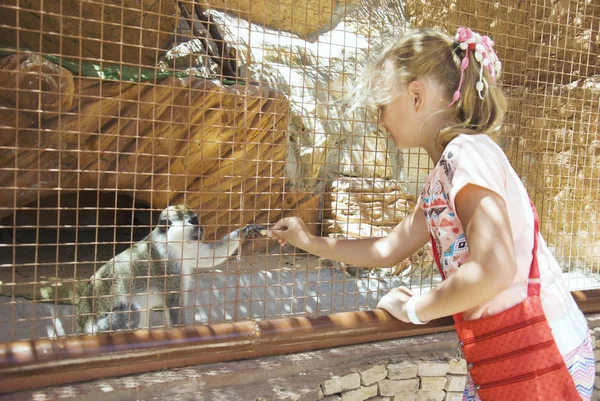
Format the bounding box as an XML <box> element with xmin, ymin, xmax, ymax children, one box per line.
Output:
<box><xmin>437</xmin><ymin>28</ymin><xmax>507</xmax><ymax>149</ymax></box>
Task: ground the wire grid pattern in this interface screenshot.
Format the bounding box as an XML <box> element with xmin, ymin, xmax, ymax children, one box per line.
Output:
<box><xmin>0</xmin><ymin>0</ymin><xmax>598</xmax><ymax>343</ymax></box>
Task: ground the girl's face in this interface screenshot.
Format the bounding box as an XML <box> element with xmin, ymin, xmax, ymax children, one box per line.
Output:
<box><xmin>378</xmin><ymin>79</ymin><xmax>453</xmax><ymax>152</ymax></box>
<box><xmin>379</xmin><ymin>93</ymin><xmax>423</xmax><ymax>149</ymax></box>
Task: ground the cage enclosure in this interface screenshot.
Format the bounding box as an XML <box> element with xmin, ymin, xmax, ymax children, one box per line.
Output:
<box><xmin>0</xmin><ymin>0</ymin><xmax>599</xmax><ymax>397</ymax></box>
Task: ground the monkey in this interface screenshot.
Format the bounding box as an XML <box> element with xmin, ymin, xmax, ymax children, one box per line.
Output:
<box><xmin>75</xmin><ymin>204</ymin><xmax>265</xmax><ymax>334</ymax></box>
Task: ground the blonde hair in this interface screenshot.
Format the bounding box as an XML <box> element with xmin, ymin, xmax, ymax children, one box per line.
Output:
<box><xmin>348</xmin><ymin>28</ymin><xmax>507</xmax><ymax>150</ymax></box>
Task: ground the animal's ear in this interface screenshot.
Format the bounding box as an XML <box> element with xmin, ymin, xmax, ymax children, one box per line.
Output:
<box><xmin>157</xmin><ymin>218</ymin><xmax>172</xmax><ymax>233</ymax></box>
<box><xmin>189</xmin><ymin>215</ymin><xmax>199</xmax><ymax>226</ymax></box>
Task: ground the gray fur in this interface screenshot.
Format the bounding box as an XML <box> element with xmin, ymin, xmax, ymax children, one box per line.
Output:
<box><xmin>95</xmin><ymin>301</ymin><xmax>140</xmax><ymax>332</ymax></box>
<box><xmin>75</xmin><ymin>204</ymin><xmax>265</xmax><ymax>334</ymax></box>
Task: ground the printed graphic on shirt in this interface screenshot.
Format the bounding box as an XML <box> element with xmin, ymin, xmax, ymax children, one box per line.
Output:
<box><xmin>439</xmin><ymin>150</ymin><xmax>455</xmax><ymax>183</ymax></box>
<box><xmin>419</xmin><ymin>149</ymin><xmax>469</xmax><ymax>278</ymax></box>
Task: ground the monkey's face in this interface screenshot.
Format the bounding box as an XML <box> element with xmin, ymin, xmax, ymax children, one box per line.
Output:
<box><xmin>156</xmin><ymin>205</ymin><xmax>204</xmax><ymax>247</ymax></box>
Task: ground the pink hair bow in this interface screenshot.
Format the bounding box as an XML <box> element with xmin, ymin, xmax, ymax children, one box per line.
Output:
<box><xmin>449</xmin><ymin>27</ymin><xmax>502</xmax><ymax>106</ymax></box>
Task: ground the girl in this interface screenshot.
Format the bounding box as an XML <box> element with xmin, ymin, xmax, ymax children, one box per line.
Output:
<box><xmin>267</xmin><ymin>28</ymin><xmax>594</xmax><ymax>400</ymax></box>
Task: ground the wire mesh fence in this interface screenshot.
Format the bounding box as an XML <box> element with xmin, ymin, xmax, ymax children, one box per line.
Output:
<box><xmin>0</xmin><ymin>0</ymin><xmax>598</xmax><ymax>343</ymax></box>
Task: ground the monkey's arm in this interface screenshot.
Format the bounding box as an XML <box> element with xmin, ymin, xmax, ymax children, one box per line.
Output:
<box><xmin>198</xmin><ymin>225</ymin><xmax>264</xmax><ymax>268</ymax></box>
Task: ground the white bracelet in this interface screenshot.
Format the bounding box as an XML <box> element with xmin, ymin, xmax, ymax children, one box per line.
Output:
<box><xmin>406</xmin><ymin>296</ymin><xmax>429</xmax><ymax>325</ymax></box>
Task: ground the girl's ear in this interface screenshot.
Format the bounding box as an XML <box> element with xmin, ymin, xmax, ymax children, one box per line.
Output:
<box><xmin>407</xmin><ymin>80</ymin><xmax>425</xmax><ymax>112</ymax></box>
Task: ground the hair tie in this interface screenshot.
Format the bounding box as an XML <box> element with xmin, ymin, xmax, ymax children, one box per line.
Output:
<box><xmin>448</xmin><ymin>27</ymin><xmax>502</xmax><ymax>107</ymax></box>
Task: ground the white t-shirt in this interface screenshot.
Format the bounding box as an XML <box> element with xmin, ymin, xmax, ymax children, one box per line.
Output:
<box><xmin>417</xmin><ymin>133</ymin><xmax>588</xmax><ymax>355</ymax></box>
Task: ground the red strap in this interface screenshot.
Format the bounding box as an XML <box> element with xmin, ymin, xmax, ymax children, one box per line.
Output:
<box><xmin>429</xmin><ymin>232</ymin><xmax>446</xmax><ymax>280</ymax></box>
<box><xmin>528</xmin><ymin>201</ymin><xmax>541</xmax><ymax>297</ymax></box>
<box><xmin>428</xmin><ymin>199</ymin><xmax>541</xmax><ymax>317</ymax></box>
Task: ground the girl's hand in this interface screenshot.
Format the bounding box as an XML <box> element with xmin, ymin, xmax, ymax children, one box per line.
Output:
<box><xmin>377</xmin><ymin>286</ymin><xmax>414</xmax><ymax>323</ymax></box>
<box><xmin>267</xmin><ymin>217</ymin><xmax>312</xmax><ymax>249</ymax></box>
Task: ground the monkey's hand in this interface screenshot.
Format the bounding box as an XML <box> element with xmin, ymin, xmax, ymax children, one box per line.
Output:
<box><xmin>241</xmin><ymin>224</ymin><xmax>267</xmax><ymax>239</ymax></box>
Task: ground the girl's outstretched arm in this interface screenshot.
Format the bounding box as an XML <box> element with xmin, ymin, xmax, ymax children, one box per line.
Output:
<box><xmin>378</xmin><ymin>184</ymin><xmax>518</xmax><ymax>323</ymax></box>
<box><xmin>268</xmin><ymin>203</ymin><xmax>430</xmax><ymax>269</ymax></box>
